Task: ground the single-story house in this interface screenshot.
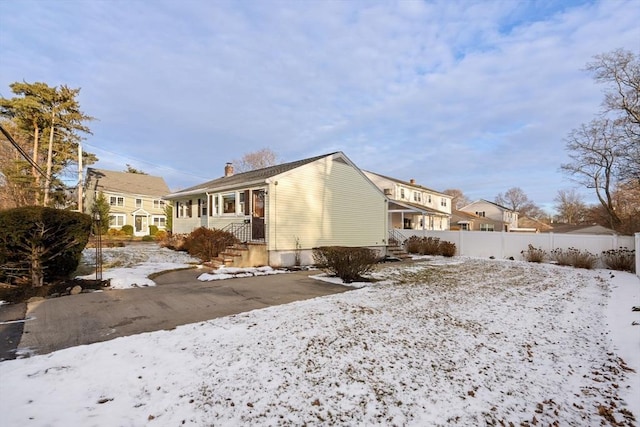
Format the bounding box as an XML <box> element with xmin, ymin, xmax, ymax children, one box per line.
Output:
<box><xmin>164</xmin><ymin>152</ymin><xmax>388</xmax><ymax>267</ymax></box>
<box><xmin>84</xmin><ymin>168</ymin><xmax>170</xmax><ymax>236</ymax></box>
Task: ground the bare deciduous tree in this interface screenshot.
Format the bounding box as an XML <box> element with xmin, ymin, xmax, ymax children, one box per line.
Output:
<box><xmin>233</xmin><ymin>148</ymin><xmax>279</xmax><ymax>173</ymax></box>
<box><xmin>442</xmin><ymin>188</ymin><xmax>470</xmax><ymax>210</ymax></box>
<box><xmin>553</xmin><ymin>189</ymin><xmax>587</xmax><ymax>224</ymax></box>
<box><xmin>495</xmin><ymin>187</ymin><xmax>542</xmax><ymax>219</ymax></box>
<box><xmin>561</xmin><ymin>119</ymin><xmax>622</xmax><ymax>230</ymax></box>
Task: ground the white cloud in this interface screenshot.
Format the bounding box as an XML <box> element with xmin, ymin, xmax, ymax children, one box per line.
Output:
<box><xmin>1</xmin><ymin>0</ymin><xmax>638</xmax><ymax>209</ymax></box>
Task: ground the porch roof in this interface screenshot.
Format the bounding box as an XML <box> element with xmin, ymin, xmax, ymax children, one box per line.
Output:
<box><xmin>388</xmin><ymin>200</ymin><xmax>450</xmax><ymax>217</ymax></box>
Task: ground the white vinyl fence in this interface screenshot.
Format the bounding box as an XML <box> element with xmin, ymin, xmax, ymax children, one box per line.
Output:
<box><xmin>395</xmin><ymin>230</ymin><xmax>639</xmax><ymax>276</ymax></box>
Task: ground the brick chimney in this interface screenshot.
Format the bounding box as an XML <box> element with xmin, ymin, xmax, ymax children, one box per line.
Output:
<box><xmin>410</xmin><ymin>178</ymin><xmax>415</xmax><ymax>185</ymax></box>
<box><xmin>224</xmin><ymin>162</ymin><xmax>234</xmax><ymax>177</ymax></box>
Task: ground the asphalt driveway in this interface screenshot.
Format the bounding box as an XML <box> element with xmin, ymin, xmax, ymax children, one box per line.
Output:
<box><xmin>6</xmin><ymin>269</ymin><xmax>349</xmax><ymax>357</ymax></box>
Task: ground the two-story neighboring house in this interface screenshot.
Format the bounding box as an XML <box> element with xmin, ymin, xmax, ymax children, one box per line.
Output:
<box><xmin>84</xmin><ymin>168</ymin><xmax>171</xmax><ymax>236</ymax></box>
<box><xmin>363</xmin><ymin>171</ymin><xmax>452</xmax><ymax>231</ymax></box>
<box><xmin>459</xmin><ymin>199</ymin><xmax>518</xmax><ymax>231</ymax></box>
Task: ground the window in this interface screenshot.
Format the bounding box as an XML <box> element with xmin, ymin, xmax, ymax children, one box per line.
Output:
<box><xmin>136</xmin><ymin>198</ymin><xmax>142</xmax><ymax>208</ymax></box>
<box><xmin>197</xmin><ymin>198</ymin><xmax>207</xmax><ymax>217</ymax></box>
<box><xmin>460</xmin><ymin>223</ymin><xmax>469</xmax><ymax>231</ymax></box>
<box><xmin>153</xmin><ymin>199</ymin><xmax>165</xmax><ymax>209</ymax></box>
<box><xmin>480</xmin><ymin>224</ymin><xmax>494</xmax><ymax>231</ymax></box>
<box><xmin>427</xmin><ymin>194</ymin><xmax>431</xmax><ymax>203</ymax></box>
<box><xmin>222</xmin><ymin>193</ymin><xmax>236</xmax><ymax>214</ymax></box>
<box><xmin>476</xmin><ymin>211</ymin><xmax>486</xmax><ymax>217</ymax></box>
<box><xmin>186</xmin><ymin>200</ymin><xmax>192</xmax><ymax>217</ymax></box>
<box><xmin>400</xmin><ymin>188</ymin><xmax>405</xmax><ymax>199</ymax></box>
<box><xmin>152</xmin><ymin>216</ymin><xmax>166</xmax><ymax>228</ymax></box>
<box><xmin>440</xmin><ymin>198</ymin><xmax>447</xmax><ymax>207</ymax></box>
<box><xmin>413</xmin><ymin>192</ymin><xmax>421</xmax><ymax>203</ymax></box>
<box><xmin>109</xmin><ymin>196</ymin><xmax>124</xmax><ymax>207</ymax></box>
<box><xmin>109</xmin><ymin>214</ymin><xmax>125</xmax><ymax>227</ymax></box>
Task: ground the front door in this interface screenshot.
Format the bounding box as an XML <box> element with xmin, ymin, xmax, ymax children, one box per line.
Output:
<box><xmin>134</xmin><ymin>215</ymin><xmax>148</xmax><ymax>236</ymax></box>
<box><xmin>252</xmin><ymin>190</ymin><xmax>265</xmax><ymax>240</ymax></box>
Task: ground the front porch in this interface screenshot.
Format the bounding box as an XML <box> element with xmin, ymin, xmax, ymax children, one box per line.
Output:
<box><xmin>388</xmin><ymin>201</ymin><xmax>449</xmax><ymax>231</ymax></box>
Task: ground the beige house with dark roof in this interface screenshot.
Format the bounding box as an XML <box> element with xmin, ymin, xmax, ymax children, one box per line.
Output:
<box><xmin>165</xmin><ymin>152</ymin><xmax>388</xmax><ymax>267</ymax></box>
<box><xmin>450</xmin><ymin>209</ymin><xmax>506</xmax><ymax>231</ymax></box>
<box><xmin>84</xmin><ymin>168</ymin><xmax>170</xmax><ymax>236</ymax></box>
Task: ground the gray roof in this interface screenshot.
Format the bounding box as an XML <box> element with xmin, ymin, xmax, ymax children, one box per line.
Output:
<box><xmin>86</xmin><ymin>168</ymin><xmax>170</xmax><ymax>197</ymax></box>
<box><xmin>363</xmin><ymin>170</ymin><xmax>448</xmax><ymax>196</ymax></box>
<box><xmin>166</xmin><ymin>152</ymin><xmax>339</xmax><ymax>199</ymax></box>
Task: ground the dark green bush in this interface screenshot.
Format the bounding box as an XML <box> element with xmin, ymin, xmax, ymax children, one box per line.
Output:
<box><xmin>313</xmin><ymin>246</ymin><xmax>380</xmax><ymax>283</ymax></box>
<box><xmin>183</xmin><ymin>227</ymin><xmax>239</xmax><ymax>262</ymax></box>
<box><xmin>149</xmin><ymin>225</ymin><xmax>159</xmax><ymax>236</ymax></box>
<box><xmin>142</xmin><ymin>235</ymin><xmax>155</xmax><ymax>242</ymax></box>
<box><xmin>121</xmin><ymin>224</ymin><xmax>134</xmax><ymax>236</ymax></box>
<box><xmin>0</xmin><ymin>207</ymin><xmax>92</xmax><ymax>286</ymax></box>
<box><xmin>601</xmin><ymin>248</ymin><xmax>635</xmax><ymax>272</ymax></box>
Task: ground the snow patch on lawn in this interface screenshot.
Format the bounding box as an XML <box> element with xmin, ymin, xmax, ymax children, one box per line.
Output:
<box><xmin>2</xmin><ymin>258</ymin><xmax>638</xmax><ymax>426</ymax></box>
<box><xmin>198</xmin><ymin>266</ymin><xmax>289</xmax><ymax>281</ymax></box>
<box><xmin>76</xmin><ymin>245</ymin><xmax>200</xmax><ymax>289</ymax></box>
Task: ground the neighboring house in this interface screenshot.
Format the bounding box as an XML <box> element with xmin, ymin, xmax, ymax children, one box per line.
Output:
<box><xmin>459</xmin><ymin>200</ymin><xmax>518</xmax><ymax>231</ymax></box>
<box><xmin>517</xmin><ymin>216</ymin><xmax>553</xmax><ymax>233</ymax></box>
<box><xmin>84</xmin><ymin>168</ymin><xmax>171</xmax><ymax>236</ymax></box>
<box><xmin>549</xmin><ymin>224</ymin><xmax>618</xmax><ymax>235</ymax></box>
<box><xmin>450</xmin><ymin>209</ymin><xmax>505</xmax><ymax>231</ymax></box>
<box><xmin>164</xmin><ymin>152</ymin><xmax>388</xmax><ymax>267</ymax></box>
<box><xmin>363</xmin><ymin>171</ymin><xmax>451</xmax><ymax>231</ymax></box>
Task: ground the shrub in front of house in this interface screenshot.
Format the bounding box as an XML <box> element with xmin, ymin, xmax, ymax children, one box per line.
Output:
<box><xmin>121</xmin><ymin>224</ymin><xmax>134</xmax><ymax>236</ymax></box>
<box><xmin>148</xmin><ymin>225</ymin><xmax>159</xmax><ymax>236</ymax></box>
<box><xmin>141</xmin><ymin>235</ymin><xmax>155</xmax><ymax>242</ymax></box>
<box><xmin>313</xmin><ymin>246</ymin><xmax>380</xmax><ymax>283</ymax></box>
<box><xmin>551</xmin><ymin>247</ymin><xmax>597</xmax><ymax>269</ymax></box>
<box><xmin>405</xmin><ymin>236</ymin><xmax>456</xmax><ymax>257</ymax></box>
<box><xmin>405</xmin><ymin>236</ymin><xmax>441</xmax><ymax>255</ymax></box>
<box><xmin>601</xmin><ymin>248</ymin><xmax>635</xmax><ymax>273</ymax></box>
<box><xmin>0</xmin><ymin>207</ymin><xmax>92</xmax><ymax>286</ymax></box>
<box><xmin>183</xmin><ymin>227</ymin><xmax>239</xmax><ymax>262</ymax></box>
<box><xmin>521</xmin><ymin>244</ymin><xmax>547</xmax><ymax>263</ymax></box>
<box><xmin>439</xmin><ymin>241</ymin><xmax>456</xmax><ymax>257</ymax></box>
<box><xmin>154</xmin><ymin>230</ymin><xmax>168</xmax><ymax>242</ymax></box>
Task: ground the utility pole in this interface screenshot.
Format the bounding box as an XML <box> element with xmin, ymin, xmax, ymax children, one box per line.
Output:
<box><xmin>78</xmin><ymin>141</ymin><xmax>83</xmax><ymax>212</ymax></box>
<box><xmin>43</xmin><ymin>109</ymin><xmax>54</xmax><ymax>206</ymax></box>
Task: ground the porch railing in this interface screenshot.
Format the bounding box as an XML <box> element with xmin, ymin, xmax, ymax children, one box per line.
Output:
<box><xmin>223</xmin><ymin>222</ymin><xmax>252</xmax><ymax>243</ymax></box>
<box><xmin>388</xmin><ymin>229</ymin><xmax>406</xmax><ymax>247</ymax></box>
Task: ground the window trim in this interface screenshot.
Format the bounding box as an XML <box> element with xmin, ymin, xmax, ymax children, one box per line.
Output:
<box><xmin>109</xmin><ymin>213</ymin><xmax>126</xmax><ymax>227</ymax></box>
<box><xmin>109</xmin><ymin>196</ymin><xmax>124</xmax><ymax>207</ymax></box>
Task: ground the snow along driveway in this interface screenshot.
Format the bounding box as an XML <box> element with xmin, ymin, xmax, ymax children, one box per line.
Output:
<box><xmin>1</xmin><ymin>258</ymin><xmax>638</xmax><ymax>426</ymax></box>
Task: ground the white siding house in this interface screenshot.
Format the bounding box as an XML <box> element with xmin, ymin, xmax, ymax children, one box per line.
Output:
<box><xmin>459</xmin><ymin>199</ymin><xmax>518</xmax><ymax>232</ymax></box>
<box><xmin>363</xmin><ymin>171</ymin><xmax>451</xmax><ymax>231</ymax></box>
<box><xmin>165</xmin><ymin>152</ymin><xmax>388</xmax><ymax>267</ymax></box>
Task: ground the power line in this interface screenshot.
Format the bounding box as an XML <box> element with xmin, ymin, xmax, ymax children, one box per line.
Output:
<box><xmin>0</xmin><ymin>124</ymin><xmax>47</xmax><ymax>178</ymax></box>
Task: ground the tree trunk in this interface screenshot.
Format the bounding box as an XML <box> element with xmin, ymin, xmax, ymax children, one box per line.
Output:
<box><xmin>32</xmin><ymin>122</ymin><xmax>40</xmax><ymax>205</ymax></box>
<box><xmin>30</xmin><ymin>244</ymin><xmax>44</xmax><ymax>287</ymax></box>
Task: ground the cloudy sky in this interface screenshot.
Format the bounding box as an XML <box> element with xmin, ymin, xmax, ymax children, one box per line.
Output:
<box><xmin>1</xmin><ymin>1</ymin><xmax>638</xmax><ymax>212</ymax></box>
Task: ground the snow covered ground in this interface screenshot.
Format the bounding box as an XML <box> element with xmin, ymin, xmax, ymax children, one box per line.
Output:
<box><xmin>1</xmin><ymin>250</ymin><xmax>638</xmax><ymax>426</ymax></box>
